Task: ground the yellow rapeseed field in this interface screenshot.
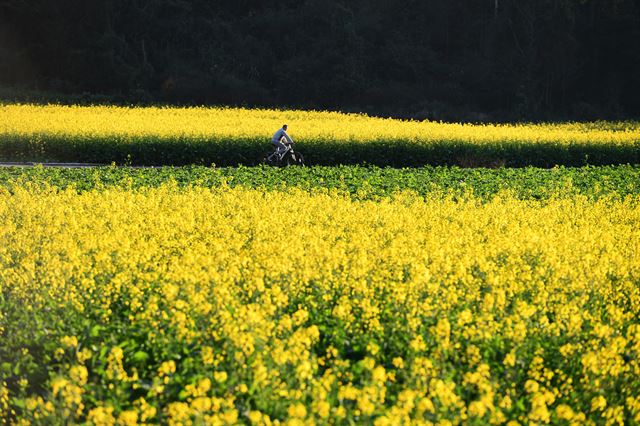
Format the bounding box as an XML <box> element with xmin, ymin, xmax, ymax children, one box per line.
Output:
<box><xmin>1</xmin><ymin>104</ymin><xmax>638</xmax><ymax>167</ymax></box>
<box><xmin>1</xmin><ymin>104</ymin><xmax>639</xmax><ymax>146</ymax></box>
<box><xmin>1</xmin><ymin>184</ymin><xmax>639</xmax><ymax>424</ymax></box>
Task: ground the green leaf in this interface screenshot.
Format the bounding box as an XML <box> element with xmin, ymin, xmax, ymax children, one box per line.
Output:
<box><xmin>132</xmin><ymin>351</ymin><xmax>149</xmax><ymax>364</ymax></box>
<box><xmin>90</xmin><ymin>325</ymin><xmax>103</xmax><ymax>337</ymax></box>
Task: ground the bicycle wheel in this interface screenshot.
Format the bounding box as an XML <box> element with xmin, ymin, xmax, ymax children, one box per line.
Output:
<box><xmin>263</xmin><ymin>152</ymin><xmax>279</xmax><ymax>166</ymax></box>
<box><xmin>283</xmin><ymin>151</ymin><xmax>304</xmax><ymax>166</ymax></box>
<box><xmin>283</xmin><ymin>152</ymin><xmax>294</xmax><ymax>166</ymax></box>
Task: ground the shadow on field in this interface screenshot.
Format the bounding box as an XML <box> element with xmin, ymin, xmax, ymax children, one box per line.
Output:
<box><xmin>1</xmin><ymin>135</ymin><xmax>638</xmax><ymax>167</ymax></box>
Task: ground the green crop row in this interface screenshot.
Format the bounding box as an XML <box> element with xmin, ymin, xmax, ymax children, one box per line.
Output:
<box><xmin>1</xmin><ymin>164</ymin><xmax>638</xmax><ymax>200</ymax></box>
<box><xmin>2</xmin><ymin>134</ymin><xmax>639</xmax><ymax>167</ymax></box>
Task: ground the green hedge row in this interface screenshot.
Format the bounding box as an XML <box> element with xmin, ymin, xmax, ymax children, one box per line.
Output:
<box><xmin>2</xmin><ymin>164</ymin><xmax>638</xmax><ymax>200</ymax></box>
<box><xmin>1</xmin><ymin>134</ymin><xmax>639</xmax><ymax>167</ymax></box>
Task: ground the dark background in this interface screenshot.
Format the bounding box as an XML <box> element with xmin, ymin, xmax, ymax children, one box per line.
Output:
<box><xmin>1</xmin><ymin>0</ymin><xmax>639</xmax><ymax>121</ymax></box>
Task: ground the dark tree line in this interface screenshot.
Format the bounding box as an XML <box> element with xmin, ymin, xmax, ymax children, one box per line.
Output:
<box><xmin>1</xmin><ymin>0</ymin><xmax>639</xmax><ymax>120</ymax></box>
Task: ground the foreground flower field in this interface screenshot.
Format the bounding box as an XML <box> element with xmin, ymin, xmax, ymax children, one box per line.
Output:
<box><xmin>1</xmin><ymin>185</ymin><xmax>639</xmax><ymax>425</ymax></box>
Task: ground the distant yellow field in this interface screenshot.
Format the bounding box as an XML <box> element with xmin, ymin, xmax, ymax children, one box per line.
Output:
<box><xmin>1</xmin><ymin>104</ymin><xmax>638</xmax><ymax>146</ymax></box>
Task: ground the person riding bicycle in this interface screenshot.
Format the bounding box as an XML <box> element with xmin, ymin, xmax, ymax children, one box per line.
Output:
<box><xmin>264</xmin><ymin>124</ymin><xmax>304</xmax><ymax>166</ymax></box>
<box><xmin>272</xmin><ymin>124</ymin><xmax>294</xmax><ymax>157</ymax></box>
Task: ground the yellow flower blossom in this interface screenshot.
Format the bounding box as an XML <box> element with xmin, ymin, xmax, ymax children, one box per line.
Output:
<box><xmin>60</xmin><ymin>335</ymin><xmax>78</xmax><ymax>348</ymax></box>
<box><xmin>117</xmin><ymin>410</ymin><xmax>138</xmax><ymax>426</ymax></box>
<box><xmin>69</xmin><ymin>365</ymin><xmax>88</xmax><ymax>386</ymax></box>
<box><xmin>469</xmin><ymin>400</ymin><xmax>488</xmax><ymax>418</ymax></box>
<box><xmin>314</xmin><ymin>401</ymin><xmax>331</xmax><ymax>419</ymax></box>
<box><xmin>503</xmin><ymin>350</ymin><xmax>516</xmax><ymax>368</ymax></box>
<box><xmin>556</xmin><ymin>404</ymin><xmax>575</xmax><ymax>421</ymax></box>
<box><xmin>158</xmin><ymin>360</ymin><xmax>176</xmax><ymax>377</ymax></box>
<box><xmin>77</xmin><ymin>348</ymin><xmax>92</xmax><ymax>364</ymax></box>
<box><xmin>214</xmin><ymin>371</ymin><xmax>228</xmax><ymax>383</ymax></box>
<box><xmin>165</xmin><ymin>402</ymin><xmax>191</xmax><ymax>426</ymax></box>
<box><xmin>591</xmin><ymin>395</ymin><xmax>607</xmax><ymax>412</ymax></box>
<box><xmin>287</xmin><ymin>403</ymin><xmax>307</xmax><ymax>418</ymax></box>
<box><xmin>87</xmin><ymin>406</ymin><xmax>115</xmax><ymax>426</ymax></box>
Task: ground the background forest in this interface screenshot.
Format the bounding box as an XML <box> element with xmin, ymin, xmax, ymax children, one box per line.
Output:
<box><xmin>1</xmin><ymin>0</ymin><xmax>639</xmax><ymax>121</ymax></box>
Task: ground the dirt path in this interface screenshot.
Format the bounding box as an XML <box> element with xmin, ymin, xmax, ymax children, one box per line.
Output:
<box><xmin>0</xmin><ymin>162</ymin><xmax>167</xmax><ymax>168</ymax></box>
<box><xmin>0</xmin><ymin>162</ymin><xmax>108</xmax><ymax>168</ymax></box>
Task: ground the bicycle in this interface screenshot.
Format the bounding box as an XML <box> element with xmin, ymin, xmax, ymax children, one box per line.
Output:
<box><xmin>262</xmin><ymin>141</ymin><xmax>305</xmax><ymax>166</ymax></box>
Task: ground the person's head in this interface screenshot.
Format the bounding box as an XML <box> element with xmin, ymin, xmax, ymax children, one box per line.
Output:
<box><xmin>283</xmin><ymin>124</ymin><xmax>288</xmax><ymax>131</ymax></box>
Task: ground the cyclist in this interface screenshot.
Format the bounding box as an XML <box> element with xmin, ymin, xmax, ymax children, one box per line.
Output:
<box><xmin>271</xmin><ymin>124</ymin><xmax>294</xmax><ymax>157</ymax></box>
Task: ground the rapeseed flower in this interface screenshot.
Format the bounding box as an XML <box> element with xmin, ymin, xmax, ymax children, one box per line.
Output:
<box><xmin>0</xmin><ymin>185</ymin><xmax>638</xmax><ymax>423</ymax></box>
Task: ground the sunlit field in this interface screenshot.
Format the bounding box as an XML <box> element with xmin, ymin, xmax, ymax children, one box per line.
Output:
<box><xmin>1</xmin><ymin>104</ymin><xmax>638</xmax><ymax>166</ymax></box>
<box><xmin>2</xmin><ymin>0</ymin><xmax>639</xmax><ymax>424</ymax></box>
<box><xmin>1</xmin><ymin>183</ymin><xmax>639</xmax><ymax>424</ymax></box>
<box><xmin>1</xmin><ymin>102</ymin><xmax>639</xmax><ymax>424</ymax></box>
